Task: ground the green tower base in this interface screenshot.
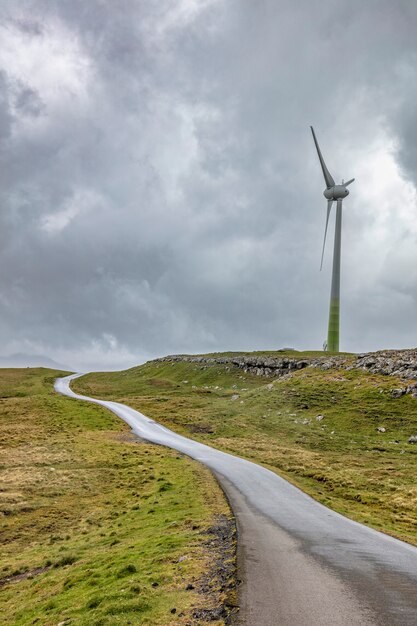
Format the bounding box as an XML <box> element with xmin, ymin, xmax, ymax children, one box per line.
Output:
<box><xmin>327</xmin><ymin>298</ymin><xmax>340</xmax><ymax>352</ymax></box>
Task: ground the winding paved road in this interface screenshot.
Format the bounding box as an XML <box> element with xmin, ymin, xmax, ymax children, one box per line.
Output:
<box><xmin>56</xmin><ymin>374</ymin><xmax>417</xmax><ymax>626</ymax></box>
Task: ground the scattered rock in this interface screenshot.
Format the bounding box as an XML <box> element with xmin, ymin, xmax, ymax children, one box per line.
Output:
<box><xmin>408</xmin><ymin>436</ymin><xmax>417</xmax><ymax>444</ymax></box>
<box><xmin>316</xmin><ymin>415</ymin><xmax>324</xmax><ymax>421</ymax></box>
<box><xmin>391</xmin><ymin>388</ymin><xmax>406</xmax><ymax>398</ymax></box>
<box><xmin>186</xmin><ymin>583</ymin><xmax>195</xmax><ymax>590</ymax></box>
<box><xmin>377</xmin><ymin>427</ymin><xmax>386</xmax><ymax>433</ymax></box>
<box><xmin>231</xmin><ymin>394</ymin><xmax>239</xmax><ymax>401</ymax></box>
<box><xmin>193</xmin><ymin>607</ymin><xmax>226</xmax><ymax>622</ymax></box>
<box><xmin>193</xmin><ymin>515</ymin><xmax>237</xmax><ymax>624</ymax></box>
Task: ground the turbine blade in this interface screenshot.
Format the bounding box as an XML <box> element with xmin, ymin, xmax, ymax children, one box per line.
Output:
<box><xmin>310</xmin><ymin>126</ymin><xmax>336</xmax><ymax>189</ymax></box>
<box><xmin>344</xmin><ymin>178</ymin><xmax>355</xmax><ymax>187</ymax></box>
<box><xmin>320</xmin><ymin>199</ymin><xmax>333</xmax><ymax>271</ymax></box>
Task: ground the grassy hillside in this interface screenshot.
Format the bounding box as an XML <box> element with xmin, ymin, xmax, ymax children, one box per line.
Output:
<box><xmin>73</xmin><ymin>356</ymin><xmax>417</xmax><ymax>546</ymax></box>
<box><xmin>0</xmin><ymin>368</ymin><xmax>235</xmax><ymax>626</ymax></box>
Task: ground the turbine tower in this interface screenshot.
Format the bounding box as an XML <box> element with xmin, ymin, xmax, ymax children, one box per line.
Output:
<box><xmin>310</xmin><ymin>126</ymin><xmax>354</xmax><ymax>353</ymax></box>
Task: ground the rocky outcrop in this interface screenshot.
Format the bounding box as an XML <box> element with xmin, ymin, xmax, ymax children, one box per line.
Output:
<box><xmin>157</xmin><ymin>353</ymin><xmax>347</xmax><ymax>378</ymax></box>
<box><xmin>350</xmin><ymin>350</ymin><xmax>417</xmax><ymax>381</ymax></box>
<box><xmin>155</xmin><ymin>349</ymin><xmax>417</xmax><ymax>388</ymax></box>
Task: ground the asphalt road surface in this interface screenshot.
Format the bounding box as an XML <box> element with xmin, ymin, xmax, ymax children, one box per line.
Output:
<box><xmin>56</xmin><ymin>374</ymin><xmax>417</xmax><ymax>626</ymax></box>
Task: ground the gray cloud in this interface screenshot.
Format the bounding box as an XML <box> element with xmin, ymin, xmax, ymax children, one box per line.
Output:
<box><xmin>0</xmin><ymin>0</ymin><xmax>417</xmax><ymax>370</ymax></box>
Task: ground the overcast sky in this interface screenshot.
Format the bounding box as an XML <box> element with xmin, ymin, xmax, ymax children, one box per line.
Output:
<box><xmin>1</xmin><ymin>0</ymin><xmax>417</xmax><ymax>370</ymax></box>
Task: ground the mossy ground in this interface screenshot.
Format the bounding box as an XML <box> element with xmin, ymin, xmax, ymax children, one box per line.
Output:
<box><xmin>74</xmin><ymin>357</ymin><xmax>417</xmax><ymax>546</ymax></box>
<box><xmin>0</xmin><ymin>368</ymin><xmax>233</xmax><ymax>626</ymax></box>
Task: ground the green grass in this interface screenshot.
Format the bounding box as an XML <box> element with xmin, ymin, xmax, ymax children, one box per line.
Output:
<box><xmin>0</xmin><ymin>368</ymin><xmax>234</xmax><ymax>626</ymax></box>
<box><xmin>73</xmin><ymin>357</ymin><xmax>417</xmax><ymax>546</ymax></box>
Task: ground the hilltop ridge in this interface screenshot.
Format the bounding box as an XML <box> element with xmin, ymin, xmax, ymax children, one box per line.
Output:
<box><xmin>156</xmin><ymin>348</ymin><xmax>417</xmax><ymax>383</ymax></box>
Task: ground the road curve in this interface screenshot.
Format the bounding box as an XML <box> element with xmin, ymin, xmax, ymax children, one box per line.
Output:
<box><xmin>55</xmin><ymin>374</ymin><xmax>417</xmax><ymax>626</ymax></box>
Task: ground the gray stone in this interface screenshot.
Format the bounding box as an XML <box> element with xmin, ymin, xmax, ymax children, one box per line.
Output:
<box><xmin>390</xmin><ymin>388</ymin><xmax>406</xmax><ymax>398</ymax></box>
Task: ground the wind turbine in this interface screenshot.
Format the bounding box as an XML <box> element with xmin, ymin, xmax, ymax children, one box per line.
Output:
<box><xmin>310</xmin><ymin>126</ymin><xmax>354</xmax><ymax>353</ymax></box>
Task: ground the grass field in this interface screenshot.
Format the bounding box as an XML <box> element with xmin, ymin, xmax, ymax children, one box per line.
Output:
<box><xmin>0</xmin><ymin>368</ymin><xmax>235</xmax><ymax>626</ymax></box>
<box><xmin>73</xmin><ymin>355</ymin><xmax>417</xmax><ymax>546</ymax></box>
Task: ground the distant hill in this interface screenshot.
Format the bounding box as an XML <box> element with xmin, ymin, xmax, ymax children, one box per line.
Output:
<box><xmin>0</xmin><ymin>353</ymin><xmax>72</xmax><ymax>371</ymax></box>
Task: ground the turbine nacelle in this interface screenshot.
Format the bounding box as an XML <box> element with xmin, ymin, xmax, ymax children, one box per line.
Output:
<box><xmin>324</xmin><ymin>185</ymin><xmax>349</xmax><ymax>200</ymax></box>
<box><xmin>310</xmin><ymin>126</ymin><xmax>355</xmax><ymax>274</ymax></box>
